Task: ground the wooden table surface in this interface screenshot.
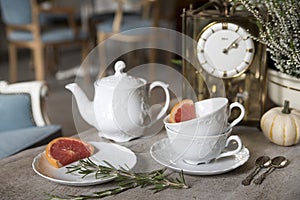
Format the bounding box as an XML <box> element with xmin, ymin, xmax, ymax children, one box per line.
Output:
<box><xmin>1</xmin><ymin>126</ymin><xmax>300</xmax><ymax>200</ymax></box>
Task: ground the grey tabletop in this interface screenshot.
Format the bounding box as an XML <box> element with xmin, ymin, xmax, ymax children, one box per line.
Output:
<box><xmin>0</xmin><ymin>126</ymin><xmax>299</xmax><ymax>200</ymax></box>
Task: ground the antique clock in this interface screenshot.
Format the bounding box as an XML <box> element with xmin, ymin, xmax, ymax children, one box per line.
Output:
<box><xmin>182</xmin><ymin>0</ymin><xmax>268</xmax><ymax>123</ymax></box>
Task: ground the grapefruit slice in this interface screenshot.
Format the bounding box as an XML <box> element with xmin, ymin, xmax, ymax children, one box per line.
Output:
<box><xmin>169</xmin><ymin>99</ymin><xmax>196</xmax><ymax>123</ymax></box>
<box><xmin>45</xmin><ymin>137</ymin><xmax>94</xmax><ymax>168</ymax></box>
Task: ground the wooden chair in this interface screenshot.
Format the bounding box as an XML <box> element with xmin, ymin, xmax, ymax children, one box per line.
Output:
<box><xmin>96</xmin><ymin>0</ymin><xmax>161</xmax><ymax>44</ymax></box>
<box><xmin>0</xmin><ymin>80</ymin><xmax>62</xmax><ymax>159</ymax></box>
<box><xmin>95</xmin><ymin>0</ymin><xmax>173</xmax><ymax>77</ymax></box>
<box><xmin>0</xmin><ymin>0</ymin><xmax>89</xmax><ymax>82</ymax></box>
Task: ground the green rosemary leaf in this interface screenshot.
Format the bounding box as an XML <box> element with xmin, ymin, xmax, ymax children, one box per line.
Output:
<box><xmin>49</xmin><ymin>159</ymin><xmax>189</xmax><ymax>199</ymax></box>
<box><xmin>171</xmin><ymin>59</ymin><xmax>182</xmax><ymax>66</ymax></box>
<box><xmin>180</xmin><ymin>170</ymin><xmax>186</xmax><ymax>184</ymax></box>
<box><xmin>119</xmin><ymin>163</ymin><xmax>130</xmax><ymax>171</ymax></box>
<box><xmin>101</xmin><ymin>160</ymin><xmax>117</xmax><ymax>170</ymax></box>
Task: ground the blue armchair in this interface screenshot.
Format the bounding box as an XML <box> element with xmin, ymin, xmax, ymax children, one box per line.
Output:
<box><xmin>0</xmin><ymin>81</ymin><xmax>62</xmax><ymax>159</ymax></box>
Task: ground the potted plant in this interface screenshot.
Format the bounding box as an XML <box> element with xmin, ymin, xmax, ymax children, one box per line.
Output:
<box><xmin>240</xmin><ymin>0</ymin><xmax>300</xmax><ymax>110</ymax></box>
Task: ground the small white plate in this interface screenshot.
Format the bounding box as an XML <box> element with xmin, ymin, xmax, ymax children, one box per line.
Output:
<box><xmin>32</xmin><ymin>142</ymin><xmax>136</xmax><ymax>186</ymax></box>
<box><xmin>150</xmin><ymin>138</ymin><xmax>250</xmax><ymax>175</ymax></box>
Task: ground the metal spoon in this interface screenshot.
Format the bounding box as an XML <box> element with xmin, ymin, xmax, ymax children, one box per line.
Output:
<box><xmin>254</xmin><ymin>156</ymin><xmax>289</xmax><ymax>185</ymax></box>
<box><xmin>242</xmin><ymin>156</ymin><xmax>271</xmax><ymax>186</ymax></box>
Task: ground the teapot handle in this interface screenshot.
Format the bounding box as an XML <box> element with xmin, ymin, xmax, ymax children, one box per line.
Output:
<box><xmin>149</xmin><ymin>81</ymin><xmax>170</xmax><ymax>120</ymax></box>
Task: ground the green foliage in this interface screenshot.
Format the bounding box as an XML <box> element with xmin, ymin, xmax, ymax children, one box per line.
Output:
<box><xmin>240</xmin><ymin>0</ymin><xmax>300</xmax><ymax>78</ymax></box>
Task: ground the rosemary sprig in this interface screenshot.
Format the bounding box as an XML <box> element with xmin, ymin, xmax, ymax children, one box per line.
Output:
<box><xmin>49</xmin><ymin>158</ymin><xmax>189</xmax><ymax>200</ymax></box>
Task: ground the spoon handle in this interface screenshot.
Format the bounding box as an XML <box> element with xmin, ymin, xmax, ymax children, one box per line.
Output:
<box><xmin>254</xmin><ymin>167</ymin><xmax>275</xmax><ymax>185</ymax></box>
<box><xmin>241</xmin><ymin>167</ymin><xmax>260</xmax><ymax>186</ymax></box>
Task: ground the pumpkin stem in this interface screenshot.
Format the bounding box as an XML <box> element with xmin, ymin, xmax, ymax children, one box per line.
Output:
<box><xmin>282</xmin><ymin>100</ymin><xmax>291</xmax><ymax>114</ymax></box>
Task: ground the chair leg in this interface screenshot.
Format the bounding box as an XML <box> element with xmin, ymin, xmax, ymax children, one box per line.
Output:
<box><xmin>97</xmin><ymin>31</ymin><xmax>108</xmax><ymax>44</ymax></box>
<box><xmin>33</xmin><ymin>45</ymin><xmax>45</xmax><ymax>81</ymax></box>
<box><xmin>29</xmin><ymin>52</ymin><xmax>34</xmax><ymax>70</ymax></box>
<box><xmin>8</xmin><ymin>44</ymin><xmax>17</xmax><ymax>82</ymax></box>
<box><xmin>53</xmin><ymin>46</ymin><xmax>59</xmax><ymax>67</ymax></box>
<box><xmin>45</xmin><ymin>46</ymin><xmax>59</xmax><ymax>74</ymax></box>
<box><xmin>81</xmin><ymin>40</ymin><xmax>92</xmax><ymax>84</ymax></box>
<box><xmin>97</xmin><ymin>32</ymin><xmax>108</xmax><ymax>77</ymax></box>
<box><xmin>81</xmin><ymin>41</ymin><xmax>89</xmax><ymax>61</ymax></box>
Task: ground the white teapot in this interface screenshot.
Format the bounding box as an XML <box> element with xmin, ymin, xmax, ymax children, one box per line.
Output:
<box><xmin>65</xmin><ymin>61</ymin><xmax>170</xmax><ymax>142</ymax></box>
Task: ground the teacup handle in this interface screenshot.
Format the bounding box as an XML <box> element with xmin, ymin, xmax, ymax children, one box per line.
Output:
<box><xmin>149</xmin><ymin>81</ymin><xmax>170</xmax><ymax>120</ymax></box>
<box><xmin>227</xmin><ymin>102</ymin><xmax>245</xmax><ymax>130</ymax></box>
<box><xmin>216</xmin><ymin>135</ymin><xmax>243</xmax><ymax>160</ymax></box>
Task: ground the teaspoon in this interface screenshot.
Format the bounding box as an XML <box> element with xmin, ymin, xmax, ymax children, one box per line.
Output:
<box><xmin>253</xmin><ymin>156</ymin><xmax>289</xmax><ymax>185</ymax></box>
<box><xmin>242</xmin><ymin>156</ymin><xmax>271</xmax><ymax>186</ymax></box>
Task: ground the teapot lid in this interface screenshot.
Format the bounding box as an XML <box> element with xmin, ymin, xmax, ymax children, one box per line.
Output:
<box><xmin>96</xmin><ymin>61</ymin><xmax>145</xmax><ymax>88</ymax></box>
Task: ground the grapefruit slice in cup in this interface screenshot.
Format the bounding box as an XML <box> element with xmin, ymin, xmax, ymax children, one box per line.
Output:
<box><xmin>169</xmin><ymin>99</ymin><xmax>196</xmax><ymax>123</ymax></box>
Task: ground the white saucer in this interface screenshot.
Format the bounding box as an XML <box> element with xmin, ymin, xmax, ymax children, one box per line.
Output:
<box><xmin>150</xmin><ymin>138</ymin><xmax>250</xmax><ymax>175</ymax></box>
<box><xmin>32</xmin><ymin>142</ymin><xmax>136</xmax><ymax>186</ymax></box>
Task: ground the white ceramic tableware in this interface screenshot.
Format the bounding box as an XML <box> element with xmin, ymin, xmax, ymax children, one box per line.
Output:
<box><xmin>164</xmin><ymin>97</ymin><xmax>245</xmax><ymax>136</ymax></box>
<box><xmin>166</xmin><ymin>127</ymin><xmax>243</xmax><ymax>165</ymax></box>
<box><xmin>150</xmin><ymin>138</ymin><xmax>250</xmax><ymax>175</ymax></box>
<box><xmin>32</xmin><ymin>142</ymin><xmax>137</xmax><ymax>186</ymax></box>
<box><xmin>65</xmin><ymin>61</ymin><xmax>170</xmax><ymax>142</ymax></box>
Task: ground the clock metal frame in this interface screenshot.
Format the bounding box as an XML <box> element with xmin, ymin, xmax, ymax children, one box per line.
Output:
<box><xmin>181</xmin><ymin>0</ymin><xmax>268</xmax><ymax>123</ymax></box>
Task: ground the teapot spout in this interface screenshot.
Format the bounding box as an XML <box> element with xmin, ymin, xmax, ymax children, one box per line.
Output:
<box><xmin>65</xmin><ymin>83</ymin><xmax>98</xmax><ymax>130</ymax></box>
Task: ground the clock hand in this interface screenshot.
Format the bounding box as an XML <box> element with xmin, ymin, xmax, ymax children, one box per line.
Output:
<box><xmin>222</xmin><ymin>36</ymin><xmax>242</xmax><ymax>54</ymax></box>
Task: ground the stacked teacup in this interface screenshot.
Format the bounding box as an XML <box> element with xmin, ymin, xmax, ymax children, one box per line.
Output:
<box><xmin>164</xmin><ymin>97</ymin><xmax>245</xmax><ymax>165</ymax></box>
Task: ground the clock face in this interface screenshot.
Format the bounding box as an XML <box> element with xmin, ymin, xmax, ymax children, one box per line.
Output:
<box><xmin>197</xmin><ymin>22</ymin><xmax>255</xmax><ymax>78</ymax></box>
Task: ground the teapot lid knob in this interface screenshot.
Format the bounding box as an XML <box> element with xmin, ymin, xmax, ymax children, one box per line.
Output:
<box><xmin>114</xmin><ymin>60</ymin><xmax>126</xmax><ymax>76</ymax></box>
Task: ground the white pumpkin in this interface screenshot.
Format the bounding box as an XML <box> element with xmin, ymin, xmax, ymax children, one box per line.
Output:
<box><xmin>261</xmin><ymin>100</ymin><xmax>300</xmax><ymax>146</ymax></box>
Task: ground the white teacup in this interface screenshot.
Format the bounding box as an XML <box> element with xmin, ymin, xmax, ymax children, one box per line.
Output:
<box><xmin>166</xmin><ymin>126</ymin><xmax>243</xmax><ymax>164</ymax></box>
<box><xmin>164</xmin><ymin>97</ymin><xmax>245</xmax><ymax>137</ymax></box>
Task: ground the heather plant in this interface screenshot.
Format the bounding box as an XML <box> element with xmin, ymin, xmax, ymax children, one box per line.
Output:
<box><xmin>240</xmin><ymin>0</ymin><xmax>300</xmax><ymax>78</ymax></box>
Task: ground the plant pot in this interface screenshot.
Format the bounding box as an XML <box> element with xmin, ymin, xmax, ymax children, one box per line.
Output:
<box><xmin>268</xmin><ymin>69</ymin><xmax>300</xmax><ymax>110</ymax></box>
